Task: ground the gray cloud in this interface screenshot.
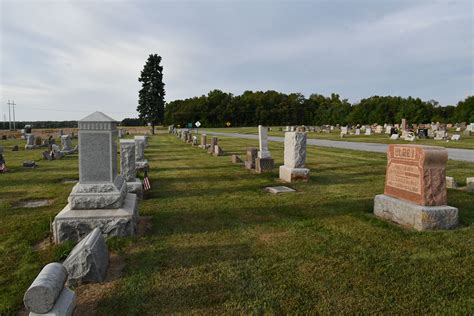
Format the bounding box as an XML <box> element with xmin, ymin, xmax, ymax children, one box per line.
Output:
<box><xmin>1</xmin><ymin>0</ymin><xmax>472</xmax><ymax>121</ymax></box>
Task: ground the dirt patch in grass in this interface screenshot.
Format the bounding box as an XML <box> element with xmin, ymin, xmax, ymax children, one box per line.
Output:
<box><xmin>74</xmin><ymin>252</ymin><xmax>125</xmax><ymax>315</ymax></box>
<box><xmin>33</xmin><ymin>237</ymin><xmax>52</xmax><ymax>252</ymax></box>
<box><xmin>138</xmin><ymin>216</ymin><xmax>153</xmax><ymax>237</ymax></box>
<box><xmin>15</xmin><ymin>199</ymin><xmax>52</xmax><ymax>208</ymax></box>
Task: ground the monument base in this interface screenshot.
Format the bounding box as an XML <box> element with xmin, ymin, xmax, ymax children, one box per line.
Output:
<box><xmin>279</xmin><ymin>165</ymin><xmax>310</xmax><ymax>182</ymax></box>
<box><xmin>374</xmin><ymin>194</ymin><xmax>458</xmax><ymax>231</ymax></box>
<box><xmin>53</xmin><ymin>193</ymin><xmax>139</xmax><ymax>243</ymax></box>
<box><xmin>127</xmin><ymin>180</ymin><xmax>143</xmax><ymax>199</ymax></box>
<box><xmin>29</xmin><ymin>287</ymin><xmax>76</xmax><ymax>316</ymax></box>
<box><xmin>256</xmin><ymin>157</ymin><xmax>274</xmax><ymax>173</ymax></box>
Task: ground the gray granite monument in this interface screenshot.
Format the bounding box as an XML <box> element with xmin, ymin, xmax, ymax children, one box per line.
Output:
<box><xmin>120</xmin><ymin>139</ymin><xmax>143</xmax><ymax>198</ymax></box>
<box><xmin>279</xmin><ymin>132</ymin><xmax>310</xmax><ymax>182</ymax></box>
<box><xmin>134</xmin><ymin>135</ymin><xmax>148</xmax><ymax>171</ymax></box>
<box><xmin>61</xmin><ymin>135</ymin><xmax>73</xmax><ymax>151</ymax></box>
<box><xmin>52</xmin><ymin>112</ymin><xmax>138</xmax><ymax>243</ymax></box>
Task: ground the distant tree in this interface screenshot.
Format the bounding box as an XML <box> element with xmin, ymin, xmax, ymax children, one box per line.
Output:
<box><xmin>121</xmin><ymin>118</ymin><xmax>144</xmax><ymax>126</ymax></box>
<box><xmin>137</xmin><ymin>54</ymin><xmax>166</xmax><ymax>134</ymax></box>
<box><xmin>454</xmin><ymin>96</ymin><xmax>474</xmax><ymax>123</ymax></box>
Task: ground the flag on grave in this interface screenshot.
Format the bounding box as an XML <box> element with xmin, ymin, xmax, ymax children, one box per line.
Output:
<box><xmin>143</xmin><ymin>169</ymin><xmax>151</xmax><ymax>191</ymax></box>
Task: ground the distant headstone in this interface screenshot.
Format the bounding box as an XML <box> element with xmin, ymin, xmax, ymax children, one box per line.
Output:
<box><xmin>245</xmin><ymin>147</ymin><xmax>257</xmax><ymax>169</ymax></box>
<box><xmin>63</xmin><ymin>228</ymin><xmax>109</xmax><ymax>286</ymax></box>
<box><xmin>355</xmin><ymin>129</ymin><xmax>361</xmax><ymax>135</ymax></box>
<box><xmin>390</xmin><ymin>134</ymin><xmax>399</xmax><ymax>140</ymax></box>
<box><xmin>445</xmin><ymin>176</ymin><xmax>457</xmax><ymax>189</ymax></box>
<box><xmin>365</xmin><ymin>128</ymin><xmax>372</xmax><ymax>136</ymax></box>
<box><xmin>467</xmin><ymin>177</ymin><xmax>474</xmax><ymax>192</ymax></box>
<box><xmin>25</xmin><ymin>134</ymin><xmax>36</xmax><ymax>149</ymax></box>
<box><xmin>374</xmin><ymin>145</ymin><xmax>458</xmax><ymax>230</ymax></box>
<box><xmin>231</xmin><ymin>154</ymin><xmax>243</xmax><ymax>164</ymax></box>
<box><xmin>12</xmin><ymin>145</ymin><xmax>19</xmax><ymax>151</ymax></box>
<box><xmin>200</xmin><ymin>134</ymin><xmax>207</xmax><ymax>149</ymax></box>
<box><xmin>61</xmin><ymin>135</ymin><xmax>73</xmax><ymax>151</ymax></box>
<box><xmin>23</xmin><ymin>160</ymin><xmax>37</xmax><ymax>168</ymax></box>
<box><xmin>451</xmin><ymin>134</ymin><xmax>461</xmax><ymax>141</ymax></box>
<box><xmin>258</xmin><ymin>125</ymin><xmax>271</xmax><ymax>159</ymax></box>
<box><xmin>213</xmin><ymin>145</ymin><xmax>224</xmax><ymax>156</ymax></box>
<box><xmin>279</xmin><ymin>132</ymin><xmax>309</xmax><ymax>182</ymax></box>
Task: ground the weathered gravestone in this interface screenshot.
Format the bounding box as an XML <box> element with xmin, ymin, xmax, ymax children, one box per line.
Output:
<box><xmin>63</xmin><ymin>227</ymin><xmax>109</xmax><ymax>286</ymax></box>
<box><xmin>25</xmin><ymin>134</ymin><xmax>36</xmax><ymax>149</ymax></box>
<box><xmin>374</xmin><ymin>144</ymin><xmax>458</xmax><ymax>230</ymax></box>
<box><xmin>445</xmin><ymin>176</ymin><xmax>457</xmax><ymax>189</ymax></box>
<box><xmin>134</xmin><ymin>136</ymin><xmax>148</xmax><ymax>171</ymax></box>
<box><xmin>200</xmin><ymin>134</ymin><xmax>207</xmax><ymax>149</ymax></box>
<box><xmin>213</xmin><ymin>145</ymin><xmax>224</xmax><ymax>156</ymax></box>
<box><xmin>23</xmin><ymin>262</ymin><xmax>76</xmax><ymax>315</ymax></box>
<box><xmin>120</xmin><ymin>139</ymin><xmax>143</xmax><ymax>198</ymax></box>
<box><xmin>52</xmin><ymin>112</ymin><xmax>138</xmax><ymax>243</ymax></box>
<box><xmin>244</xmin><ymin>147</ymin><xmax>258</xmax><ymax>170</ymax></box>
<box><xmin>365</xmin><ymin>128</ymin><xmax>372</xmax><ymax>136</ymax></box>
<box><xmin>256</xmin><ymin>125</ymin><xmax>274</xmax><ymax>173</ymax></box>
<box><xmin>279</xmin><ymin>132</ymin><xmax>310</xmax><ymax>182</ymax></box>
<box><xmin>208</xmin><ymin>137</ymin><xmax>218</xmax><ymax>154</ymax></box>
<box><xmin>467</xmin><ymin>177</ymin><xmax>474</xmax><ymax>192</ymax></box>
<box><xmin>231</xmin><ymin>154</ymin><xmax>243</xmax><ymax>164</ymax></box>
<box><xmin>61</xmin><ymin>135</ymin><xmax>73</xmax><ymax>151</ymax></box>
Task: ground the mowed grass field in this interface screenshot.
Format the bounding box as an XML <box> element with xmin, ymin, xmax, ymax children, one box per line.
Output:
<box><xmin>203</xmin><ymin>127</ymin><xmax>474</xmax><ymax>149</ymax></box>
<box><xmin>1</xmin><ymin>133</ymin><xmax>474</xmax><ymax>314</ymax></box>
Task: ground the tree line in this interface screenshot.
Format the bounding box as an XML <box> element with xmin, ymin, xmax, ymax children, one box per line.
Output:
<box><xmin>164</xmin><ymin>90</ymin><xmax>474</xmax><ymax>127</ymax></box>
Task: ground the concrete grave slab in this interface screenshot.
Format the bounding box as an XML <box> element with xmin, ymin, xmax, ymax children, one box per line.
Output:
<box><xmin>265</xmin><ymin>186</ymin><xmax>296</xmax><ymax>194</ymax></box>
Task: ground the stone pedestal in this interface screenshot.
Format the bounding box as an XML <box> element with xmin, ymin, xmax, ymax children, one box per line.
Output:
<box><xmin>279</xmin><ymin>165</ymin><xmax>309</xmax><ymax>182</ymax></box>
<box><xmin>256</xmin><ymin>157</ymin><xmax>274</xmax><ymax>173</ymax></box>
<box><xmin>374</xmin><ymin>194</ymin><xmax>458</xmax><ymax>231</ymax></box>
<box><xmin>374</xmin><ymin>144</ymin><xmax>458</xmax><ymax>230</ymax></box>
<box><xmin>53</xmin><ymin>193</ymin><xmax>138</xmax><ymax>243</ymax></box>
<box><xmin>279</xmin><ymin>132</ymin><xmax>310</xmax><ymax>182</ymax></box>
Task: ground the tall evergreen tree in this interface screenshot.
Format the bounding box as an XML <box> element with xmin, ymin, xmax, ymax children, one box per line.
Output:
<box><xmin>137</xmin><ymin>54</ymin><xmax>165</xmax><ymax>134</ymax></box>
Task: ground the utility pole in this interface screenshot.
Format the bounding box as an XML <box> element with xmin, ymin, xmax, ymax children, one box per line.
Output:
<box><xmin>7</xmin><ymin>100</ymin><xmax>12</xmax><ymax>130</ymax></box>
<box><xmin>12</xmin><ymin>100</ymin><xmax>16</xmax><ymax>130</ymax></box>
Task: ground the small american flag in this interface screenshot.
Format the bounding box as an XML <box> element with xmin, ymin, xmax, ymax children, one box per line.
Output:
<box><xmin>143</xmin><ymin>168</ymin><xmax>151</xmax><ymax>191</ymax></box>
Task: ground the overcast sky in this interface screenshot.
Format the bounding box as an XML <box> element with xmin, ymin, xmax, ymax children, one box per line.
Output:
<box><xmin>1</xmin><ymin>0</ymin><xmax>473</xmax><ymax>121</ymax></box>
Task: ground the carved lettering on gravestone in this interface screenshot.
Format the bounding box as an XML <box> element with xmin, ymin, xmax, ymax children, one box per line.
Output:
<box><xmin>386</xmin><ymin>163</ymin><xmax>421</xmax><ymax>194</ymax></box>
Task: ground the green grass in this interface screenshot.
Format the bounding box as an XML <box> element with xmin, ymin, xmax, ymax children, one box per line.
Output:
<box><xmin>203</xmin><ymin>127</ymin><xmax>474</xmax><ymax>149</ymax></box>
<box><xmin>1</xmin><ymin>134</ymin><xmax>473</xmax><ymax>314</ymax></box>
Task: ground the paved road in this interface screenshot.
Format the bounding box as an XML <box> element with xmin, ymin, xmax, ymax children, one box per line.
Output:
<box><xmin>202</xmin><ymin>131</ymin><xmax>474</xmax><ymax>163</ymax></box>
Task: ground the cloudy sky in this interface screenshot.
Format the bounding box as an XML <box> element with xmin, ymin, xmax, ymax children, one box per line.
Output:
<box><xmin>1</xmin><ymin>0</ymin><xmax>473</xmax><ymax>121</ymax></box>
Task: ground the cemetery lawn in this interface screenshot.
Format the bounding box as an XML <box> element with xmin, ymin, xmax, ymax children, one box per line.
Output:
<box><xmin>1</xmin><ymin>134</ymin><xmax>474</xmax><ymax>314</ymax></box>
<box><xmin>204</xmin><ymin>127</ymin><xmax>474</xmax><ymax>149</ymax></box>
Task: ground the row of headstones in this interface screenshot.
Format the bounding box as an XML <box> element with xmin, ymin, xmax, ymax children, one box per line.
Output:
<box><xmin>23</xmin><ymin>228</ymin><xmax>108</xmax><ymax>315</ymax></box>
<box><xmin>173</xmin><ymin>128</ymin><xmax>225</xmax><ymax>156</ymax></box>
<box><xmin>173</xmin><ymin>125</ymin><xmax>471</xmax><ymax>232</ymax></box>
<box><xmin>238</xmin><ymin>126</ymin><xmax>308</xmax><ymax>181</ymax></box>
<box><xmin>119</xmin><ymin>135</ymin><xmax>149</xmax><ymax>199</ymax></box>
